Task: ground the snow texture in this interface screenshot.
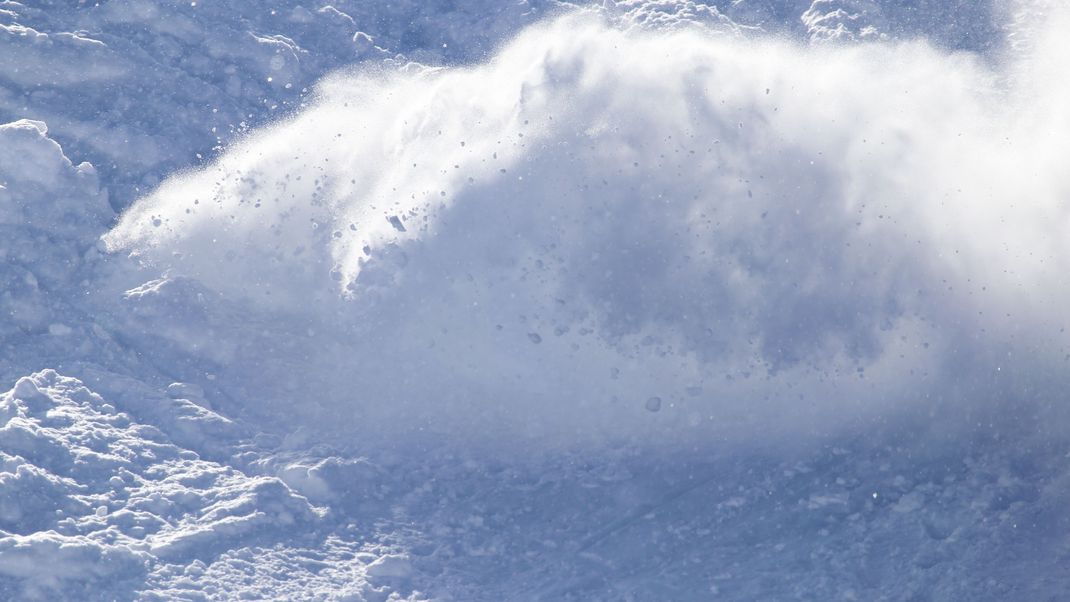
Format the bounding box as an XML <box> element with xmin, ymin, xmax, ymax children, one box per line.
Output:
<box><xmin>2</xmin><ymin>0</ymin><xmax>1070</xmax><ymax>599</ymax></box>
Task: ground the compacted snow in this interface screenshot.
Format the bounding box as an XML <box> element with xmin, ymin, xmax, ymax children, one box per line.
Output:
<box><xmin>2</xmin><ymin>0</ymin><xmax>1070</xmax><ymax>600</ymax></box>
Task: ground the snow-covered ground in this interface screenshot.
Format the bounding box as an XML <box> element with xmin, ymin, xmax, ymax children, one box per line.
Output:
<box><xmin>2</xmin><ymin>0</ymin><xmax>1070</xmax><ymax>599</ymax></box>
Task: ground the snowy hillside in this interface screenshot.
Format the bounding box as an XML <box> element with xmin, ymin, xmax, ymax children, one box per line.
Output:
<box><xmin>2</xmin><ymin>0</ymin><xmax>1070</xmax><ymax>599</ymax></box>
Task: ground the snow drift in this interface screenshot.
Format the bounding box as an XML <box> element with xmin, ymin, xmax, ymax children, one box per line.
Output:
<box><xmin>104</xmin><ymin>8</ymin><xmax>1070</xmax><ymax>451</ymax></box>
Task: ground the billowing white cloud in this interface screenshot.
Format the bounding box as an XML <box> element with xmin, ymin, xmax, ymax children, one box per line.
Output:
<box><xmin>104</xmin><ymin>5</ymin><xmax>1070</xmax><ymax>452</ymax></box>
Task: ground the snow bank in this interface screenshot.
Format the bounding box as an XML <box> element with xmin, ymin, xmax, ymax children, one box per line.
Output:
<box><xmin>0</xmin><ymin>119</ymin><xmax>110</xmax><ymax>244</ymax></box>
<box><xmin>104</xmin><ymin>7</ymin><xmax>1070</xmax><ymax>451</ymax></box>
<box><xmin>0</xmin><ymin>119</ymin><xmax>113</xmax><ymax>363</ymax></box>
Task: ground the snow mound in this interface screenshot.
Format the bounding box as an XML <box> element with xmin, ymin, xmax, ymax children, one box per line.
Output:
<box><xmin>0</xmin><ymin>119</ymin><xmax>114</xmax><ymax>376</ymax></box>
<box><xmin>0</xmin><ymin>119</ymin><xmax>110</xmax><ymax>244</ymax></box>
<box><xmin>0</xmin><ymin>371</ymin><xmax>324</xmax><ymax>600</ymax></box>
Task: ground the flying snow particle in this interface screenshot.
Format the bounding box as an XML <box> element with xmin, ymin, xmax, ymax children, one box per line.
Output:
<box><xmin>645</xmin><ymin>397</ymin><xmax>662</xmax><ymax>412</ymax></box>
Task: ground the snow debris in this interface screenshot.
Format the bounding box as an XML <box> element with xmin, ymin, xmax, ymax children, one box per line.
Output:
<box><xmin>0</xmin><ymin>372</ymin><xmax>325</xmax><ymax>598</ymax></box>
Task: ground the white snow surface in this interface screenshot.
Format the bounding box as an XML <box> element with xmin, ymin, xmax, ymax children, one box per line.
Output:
<box><xmin>3</xmin><ymin>0</ymin><xmax>1070</xmax><ymax>599</ymax></box>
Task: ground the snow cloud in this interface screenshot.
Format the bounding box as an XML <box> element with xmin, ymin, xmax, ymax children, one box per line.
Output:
<box><xmin>104</xmin><ymin>5</ymin><xmax>1070</xmax><ymax>452</ymax></box>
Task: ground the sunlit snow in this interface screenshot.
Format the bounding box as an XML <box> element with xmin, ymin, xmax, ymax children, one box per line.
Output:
<box><xmin>2</xmin><ymin>1</ymin><xmax>1069</xmax><ymax>600</ymax></box>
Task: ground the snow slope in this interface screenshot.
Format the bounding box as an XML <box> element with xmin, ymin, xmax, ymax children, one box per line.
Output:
<box><xmin>3</xmin><ymin>0</ymin><xmax>1070</xmax><ymax>599</ymax></box>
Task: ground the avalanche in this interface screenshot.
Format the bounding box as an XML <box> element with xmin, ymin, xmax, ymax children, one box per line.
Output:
<box><xmin>3</xmin><ymin>0</ymin><xmax>1070</xmax><ymax>600</ymax></box>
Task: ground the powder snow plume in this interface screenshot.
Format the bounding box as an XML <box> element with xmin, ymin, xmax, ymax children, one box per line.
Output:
<box><xmin>104</xmin><ymin>5</ymin><xmax>1070</xmax><ymax>452</ymax></box>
